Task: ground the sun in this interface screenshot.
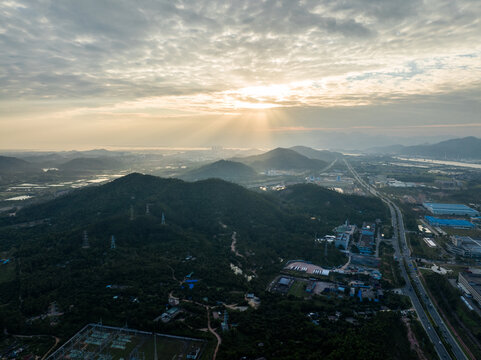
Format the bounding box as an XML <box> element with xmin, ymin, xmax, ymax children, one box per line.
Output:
<box><xmin>224</xmin><ymin>84</ymin><xmax>291</xmax><ymax>110</ymax></box>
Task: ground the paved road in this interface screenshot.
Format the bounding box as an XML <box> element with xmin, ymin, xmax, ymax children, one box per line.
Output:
<box><xmin>344</xmin><ymin>158</ymin><xmax>468</xmax><ymax>360</ymax></box>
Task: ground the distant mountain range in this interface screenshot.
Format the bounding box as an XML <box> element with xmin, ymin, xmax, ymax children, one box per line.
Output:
<box><xmin>59</xmin><ymin>157</ymin><xmax>124</xmax><ymax>172</ymax></box>
<box><xmin>368</xmin><ymin>136</ymin><xmax>481</xmax><ymax>160</ymax></box>
<box><xmin>232</xmin><ymin>147</ymin><xmax>328</xmax><ymax>171</ymax></box>
<box><xmin>181</xmin><ymin>146</ymin><xmax>342</xmax><ymax>183</ymax></box>
<box><xmin>289</xmin><ymin>146</ymin><xmax>341</xmax><ymax>162</ymax></box>
<box><xmin>0</xmin><ymin>156</ymin><xmax>39</xmax><ymax>174</ymax></box>
<box><xmin>181</xmin><ymin>159</ymin><xmax>258</xmax><ymax>182</ymax></box>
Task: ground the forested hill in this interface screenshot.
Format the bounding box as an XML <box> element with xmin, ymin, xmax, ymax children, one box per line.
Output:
<box><xmin>401</xmin><ymin>136</ymin><xmax>481</xmax><ymax>159</ymax></box>
<box><xmin>289</xmin><ymin>146</ymin><xmax>341</xmax><ymax>162</ymax></box>
<box><xmin>12</xmin><ymin>173</ymin><xmax>387</xmax><ymax>233</ymax></box>
<box><xmin>13</xmin><ymin>173</ymin><xmax>283</xmax><ymax>233</ymax></box>
<box><xmin>0</xmin><ymin>155</ymin><xmax>39</xmax><ymax>174</ymax></box>
<box><xmin>232</xmin><ymin>147</ymin><xmax>328</xmax><ymax>171</ymax></box>
<box><xmin>369</xmin><ymin>136</ymin><xmax>481</xmax><ymax>160</ymax></box>
<box><xmin>181</xmin><ymin>159</ymin><xmax>258</xmax><ymax>182</ymax></box>
<box><xmin>0</xmin><ymin>173</ymin><xmax>394</xmax><ymax>357</ymax></box>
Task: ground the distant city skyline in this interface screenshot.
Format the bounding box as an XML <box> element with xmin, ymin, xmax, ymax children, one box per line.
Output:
<box><xmin>1</xmin><ymin>1</ymin><xmax>480</xmax><ymax>150</ymax></box>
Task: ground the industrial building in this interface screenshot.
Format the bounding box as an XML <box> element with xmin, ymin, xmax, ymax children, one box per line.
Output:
<box><xmin>423</xmin><ymin>202</ymin><xmax>479</xmax><ymax>217</ymax></box>
<box><xmin>334</xmin><ymin>220</ymin><xmax>357</xmax><ymax>250</ymax></box>
<box><xmin>425</xmin><ymin>216</ymin><xmax>475</xmax><ymax>229</ymax></box>
<box><xmin>358</xmin><ymin>222</ymin><xmax>376</xmax><ymax>255</ymax></box>
<box><xmin>447</xmin><ymin>236</ymin><xmax>481</xmax><ymax>258</ymax></box>
<box><xmin>458</xmin><ymin>271</ymin><xmax>481</xmax><ymax>306</ymax></box>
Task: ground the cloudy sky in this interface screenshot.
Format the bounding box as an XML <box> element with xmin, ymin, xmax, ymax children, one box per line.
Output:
<box><xmin>1</xmin><ymin>0</ymin><xmax>480</xmax><ymax>150</ymax></box>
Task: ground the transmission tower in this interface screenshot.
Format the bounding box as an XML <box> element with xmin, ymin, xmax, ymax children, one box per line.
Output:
<box><xmin>153</xmin><ymin>333</ymin><xmax>158</xmax><ymax>360</ymax></box>
<box><xmin>221</xmin><ymin>310</ymin><xmax>229</xmax><ymax>331</ymax></box>
<box><xmin>82</xmin><ymin>230</ymin><xmax>90</xmax><ymax>249</ymax></box>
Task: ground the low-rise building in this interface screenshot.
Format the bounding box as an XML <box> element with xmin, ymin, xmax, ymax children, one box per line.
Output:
<box><xmin>458</xmin><ymin>271</ymin><xmax>481</xmax><ymax>306</ymax></box>
<box><xmin>334</xmin><ymin>220</ymin><xmax>357</xmax><ymax>250</ymax></box>
<box><xmin>447</xmin><ymin>236</ymin><xmax>481</xmax><ymax>258</ymax></box>
<box><xmin>158</xmin><ymin>307</ymin><xmax>181</xmax><ymax>323</ymax></box>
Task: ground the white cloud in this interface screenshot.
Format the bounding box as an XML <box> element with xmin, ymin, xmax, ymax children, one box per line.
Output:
<box><xmin>0</xmin><ymin>0</ymin><xmax>480</xmax><ymax>148</ymax></box>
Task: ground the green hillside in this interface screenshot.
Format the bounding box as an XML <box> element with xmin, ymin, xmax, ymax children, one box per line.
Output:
<box><xmin>0</xmin><ymin>155</ymin><xmax>39</xmax><ymax>174</ymax></box>
<box><xmin>0</xmin><ymin>174</ymin><xmax>396</xmax><ymax>359</ymax></box>
<box><xmin>233</xmin><ymin>147</ymin><xmax>328</xmax><ymax>171</ymax></box>
<box><xmin>290</xmin><ymin>146</ymin><xmax>341</xmax><ymax>162</ymax></box>
<box><xmin>181</xmin><ymin>160</ymin><xmax>258</xmax><ymax>182</ymax></box>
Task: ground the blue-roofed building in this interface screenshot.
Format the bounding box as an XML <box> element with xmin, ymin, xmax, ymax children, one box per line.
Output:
<box><xmin>423</xmin><ymin>203</ymin><xmax>479</xmax><ymax>217</ymax></box>
<box><xmin>425</xmin><ymin>216</ymin><xmax>475</xmax><ymax>229</ymax></box>
<box><xmin>358</xmin><ymin>222</ymin><xmax>376</xmax><ymax>255</ymax></box>
<box><xmin>278</xmin><ymin>277</ymin><xmax>291</xmax><ymax>286</ymax></box>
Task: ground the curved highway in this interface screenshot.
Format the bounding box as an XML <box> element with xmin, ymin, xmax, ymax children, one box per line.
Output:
<box><xmin>344</xmin><ymin>158</ymin><xmax>468</xmax><ymax>360</ymax></box>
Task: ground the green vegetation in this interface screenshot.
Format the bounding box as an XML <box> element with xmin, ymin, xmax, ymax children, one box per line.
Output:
<box><xmin>407</xmin><ymin>233</ymin><xmax>445</xmax><ymax>260</ymax></box>
<box><xmin>233</xmin><ymin>147</ymin><xmax>328</xmax><ymax>172</ymax></box>
<box><xmin>379</xmin><ymin>242</ymin><xmax>405</xmax><ymax>288</ymax></box>
<box><xmin>0</xmin><ymin>335</ymin><xmax>56</xmax><ymax>358</ymax></box>
<box><xmin>287</xmin><ymin>280</ymin><xmax>306</xmax><ymax>298</ymax></box>
<box><xmin>449</xmin><ymin>183</ymin><xmax>481</xmax><ymax>204</ymax></box>
<box><xmin>0</xmin><ymin>174</ymin><xmax>398</xmax><ymax>358</ymax></box>
<box><xmin>219</xmin><ymin>297</ymin><xmax>416</xmax><ymax>360</ymax></box>
<box><xmin>442</xmin><ymin>228</ymin><xmax>481</xmax><ymax>238</ymax></box>
<box><xmin>0</xmin><ymin>262</ymin><xmax>15</xmax><ymax>284</ymax></box>
<box><xmin>410</xmin><ymin>318</ymin><xmax>438</xmax><ymax>360</ymax></box>
<box><xmin>181</xmin><ymin>159</ymin><xmax>258</xmax><ymax>182</ymax></box>
<box><xmin>382</xmin><ymin>224</ymin><xmax>393</xmax><ymax>239</ymax></box>
<box><xmin>289</xmin><ymin>146</ymin><xmax>341</xmax><ymax>162</ymax></box>
<box><xmin>423</xmin><ymin>272</ymin><xmax>481</xmax><ymax>360</ymax></box>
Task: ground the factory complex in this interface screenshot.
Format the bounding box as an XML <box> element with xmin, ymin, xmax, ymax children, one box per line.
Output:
<box><xmin>423</xmin><ymin>202</ymin><xmax>479</xmax><ymax>217</ymax></box>
<box><xmin>447</xmin><ymin>236</ymin><xmax>481</xmax><ymax>258</ymax></box>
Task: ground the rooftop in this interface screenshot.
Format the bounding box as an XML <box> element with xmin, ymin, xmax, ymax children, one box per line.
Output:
<box><xmin>424</xmin><ymin>202</ymin><xmax>475</xmax><ymax>210</ymax></box>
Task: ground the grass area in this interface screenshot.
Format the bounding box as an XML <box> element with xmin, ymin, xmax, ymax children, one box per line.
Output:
<box><xmin>443</xmin><ymin>228</ymin><xmax>481</xmax><ymax>238</ymax></box>
<box><xmin>379</xmin><ymin>242</ymin><xmax>405</xmax><ymax>288</ymax></box>
<box><xmin>143</xmin><ymin>337</ymin><xmax>194</xmax><ymax>359</ymax></box>
<box><xmin>287</xmin><ymin>280</ymin><xmax>306</xmax><ymax>298</ymax></box>
<box><xmin>407</xmin><ymin>233</ymin><xmax>446</xmax><ymax>260</ymax></box>
<box><xmin>382</xmin><ymin>225</ymin><xmax>393</xmax><ymax>239</ymax></box>
<box><xmin>410</xmin><ymin>318</ymin><xmax>438</xmax><ymax>360</ymax></box>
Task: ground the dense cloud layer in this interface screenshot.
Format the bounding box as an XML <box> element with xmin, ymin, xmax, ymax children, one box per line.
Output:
<box><xmin>0</xmin><ymin>0</ymin><xmax>480</xmax><ymax>148</ymax></box>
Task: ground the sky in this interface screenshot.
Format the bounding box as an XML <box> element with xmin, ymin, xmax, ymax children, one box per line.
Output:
<box><xmin>1</xmin><ymin>0</ymin><xmax>480</xmax><ymax>150</ymax></box>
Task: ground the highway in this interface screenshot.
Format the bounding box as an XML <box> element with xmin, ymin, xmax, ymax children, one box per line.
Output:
<box><xmin>344</xmin><ymin>158</ymin><xmax>468</xmax><ymax>360</ymax></box>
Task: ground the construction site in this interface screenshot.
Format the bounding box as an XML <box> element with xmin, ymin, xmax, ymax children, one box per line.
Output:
<box><xmin>47</xmin><ymin>323</ymin><xmax>205</xmax><ymax>360</ymax></box>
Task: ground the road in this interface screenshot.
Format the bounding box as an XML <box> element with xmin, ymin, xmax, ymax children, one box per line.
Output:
<box><xmin>344</xmin><ymin>158</ymin><xmax>468</xmax><ymax>360</ymax></box>
<box><xmin>206</xmin><ymin>306</ymin><xmax>222</xmax><ymax>360</ymax></box>
<box><xmin>320</xmin><ymin>158</ymin><xmax>338</xmax><ymax>173</ymax></box>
